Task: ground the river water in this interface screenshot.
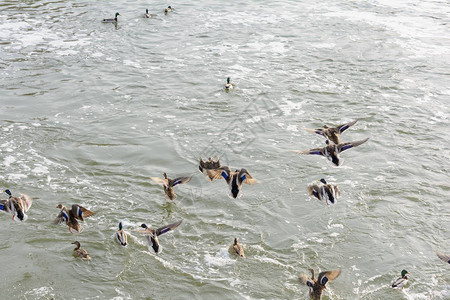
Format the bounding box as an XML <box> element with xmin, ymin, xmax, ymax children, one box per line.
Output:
<box><xmin>1</xmin><ymin>0</ymin><xmax>449</xmax><ymax>299</ymax></box>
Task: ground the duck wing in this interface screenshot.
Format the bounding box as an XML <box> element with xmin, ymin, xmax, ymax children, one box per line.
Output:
<box><xmin>337</xmin><ymin>138</ymin><xmax>369</xmax><ymax>152</ymax></box>
<box><xmin>72</xmin><ymin>204</ymin><xmax>94</xmax><ymax>220</ymax></box>
<box><xmin>304</xmin><ymin>127</ymin><xmax>326</xmax><ymax>137</ymax></box>
<box><xmin>292</xmin><ymin>147</ymin><xmax>325</xmax><ymax>156</ymax></box>
<box><xmin>298</xmin><ymin>274</ymin><xmax>314</xmax><ymax>286</ymax></box>
<box><xmin>238</xmin><ymin>169</ymin><xmax>256</xmax><ymax>185</ymax></box>
<box><xmin>54</xmin><ymin>207</ymin><xmax>69</xmax><ymax>224</ymax></box>
<box><xmin>171</xmin><ymin>176</ymin><xmax>192</xmax><ymax>187</ymax></box>
<box><xmin>18</xmin><ymin>194</ymin><xmax>32</xmax><ymax>211</ymax></box>
<box><xmin>337</xmin><ymin>120</ymin><xmax>358</xmax><ymax>134</ymax></box>
<box><xmin>436</xmin><ymin>251</ymin><xmax>450</xmax><ymax>264</ymax></box>
<box><xmin>0</xmin><ymin>199</ymin><xmax>10</xmax><ymax>212</ymax></box>
<box><xmin>150</xmin><ymin>177</ymin><xmax>169</xmax><ymax>186</ymax></box>
<box><xmin>317</xmin><ymin>269</ymin><xmax>341</xmax><ymax>286</ymax></box>
<box><xmin>155</xmin><ymin>220</ymin><xmax>182</xmax><ymax>236</ymax></box>
<box><xmin>206</xmin><ymin>166</ymin><xmax>231</xmax><ymax>182</ymax></box>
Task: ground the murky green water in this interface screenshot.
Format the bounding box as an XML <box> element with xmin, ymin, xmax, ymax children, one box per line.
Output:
<box><xmin>1</xmin><ymin>0</ymin><xmax>449</xmax><ymax>299</ymax></box>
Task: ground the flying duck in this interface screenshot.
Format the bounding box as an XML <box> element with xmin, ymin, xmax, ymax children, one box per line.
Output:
<box><xmin>206</xmin><ymin>166</ymin><xmax>256</xmax><ymax>198</ymax></box>
<box><xmin>298</xmin><ymin>268</ymin><xmax>341</xmax><ymax>300</ymax></box>
<box><xmin>138</xmin><ymin>220</ymin><xmax>182</xmax><ymax>253</ymax></box>
<box><xmin>304</xmin><ymin>120</ymin><xmax>358</xmax><ymax>144</ymax></box>
<box><xmin>54</xmin><ymin>204</ymin><xmax>95</xmax><ymax>233</ymax></box>
<box><xmin>1</xmin><ymin>189</ymin><xmax>32</xmax><ymax>221</ymax></box>
<box><xmin>150</xmin><ymin>173</ymin><xmax>192</xmax><ymax>200</ymax></box>
<box><xmin>307</xmin><ymin>179</ymin><xmax>340</xmax><ymax>205</ymax></box>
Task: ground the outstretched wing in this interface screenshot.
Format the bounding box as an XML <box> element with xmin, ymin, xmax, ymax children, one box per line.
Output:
<box><xmin>156</xmin><ymin>220</ymin><xmax>182</xmax><ymax>236</ymax></box>
<box><xmin>337</xmin><ymin>120</ymin><xmax>357</xmax><ymax>134</ymax></box>
<box><xmin>206</xmin><ymin>166</ymin><xmax>230</xmax><ymax>182</ymax></box>
<box><xmin>238</xmin><ymin>169</ymin><xmax>257</xmax><ymax>185</ymax></box>
<box><xmin>171</xmin><ymin>176</ymin><xmax>192</xmax><ymax>187</ymax></box>
<box><xmin>298</xmin><ymin>274</ymin><xmax>313</xmax><ymax>286</ymax></box>
<box><xmin>19</xmin><ymin>194</ymin><xmax>32</xmax><ymax>212</ymax></box>
<box><xmin>338</xmin><ymin>138</ymin><xmax>369</xmax><ymax>152</ymax></box>
<box><xmin>54</xmin><ymin>207</ymin><xmax>69</xmax><ymax>224</ymax></box>
<box><xmin>304</xmin><ymin>127</ymin><xmax>325</xmax><ymax>136</ymax></box>
<box><xmin>150</xmin><ymin>177</ymin><xmax>169</xmax><ymax>186</ymax></box>
<box><xmin>77</xmin><ymin>205</ymin><xmax>95</xmax><ymax>218</ymax></box>
<box><xmin>0</xmin><ymin>199</ymin><xmax>9</xmax><ymax>212</ymax></box>
<box><xmin>318</xmin><ymin>269</ymin><xmax>341</xmax><ymax>286</ymax></box>
<box><xmin>292</xmin><ymin>147</ymin><xmax>324</xmax><ymax>156</ymax></box>
<box><xmin>436</xmin><ymin>251</ymin><xmax>450</xmax><ymax>264</ymax></box>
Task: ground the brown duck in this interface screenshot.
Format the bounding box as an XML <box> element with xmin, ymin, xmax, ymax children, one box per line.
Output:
<box><xmin>305</xmin><ymin>120</ymin><xmax>358</xmax><ymax>144</ymax></box>
<box><xmin>299</xmin><ymin>268</ymin><xmax>341</xmax><ymax>299</ymax></box>
<box><xmin>72</xmin><ymin>241</ymin><xmax>91</xmax><ymax>260</ymax></box>
<box><xmin>206</xmin><ymin>166</ymin><xmax>256</xmax><ymax>198</ymax></box>
<box><xmin>54</xmin><ymin>204</ymin><xmax>95</xmax><ymax>233</ymax></box>
<box><xmin>229</xmin><ymin>237</ymin><xmax>245</xmax><ymax>258</ymax></box>
<box><xmin>1</xmin><ymin>189</ymin><xmax>32</xmax><ymax>222</ymax></box>
<box><xmin>150</xmin><ymin>173</ymin><xmax>192</xmax><ymax>200</ymax></box>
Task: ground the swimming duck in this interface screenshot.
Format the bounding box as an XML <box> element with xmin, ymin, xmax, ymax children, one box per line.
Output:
<box><xmin>54</xmin><ymin>204</ymin><xmax>95</xmax><ymax>233</ymax></box>
<box><xmin>292</xmin><ymin>138</ymin><xmax>369</xmax><ymax>166</ymax></box>
<box><xmin>225</xmin><ymin>77</ymin><xmax>233</xmax><ymax>90</ymax></box>
<box><xmin>115</xmin><ymin>222</ymin><xmax>128</xmax><ymax>247</ymax></box>
<box><xmin>206</xmin><ymin>166</ymin><xmax>256</xmax><ymax>198</ymax></box>
<box><xmin>144</xmin><ymin>9</ymin><xmax>151</xmax><ymax>18</ymax></box>
<box><xmin>199</xmin><ymin>157</ymin><xmax>221</xmax><ymax>175</ymax></box>
<box><xmin>150</xmin><ymin>173</ymin><xmax>192</xmax><ymax>200</ymax></box>
<box><xmin>391</xmin><ymin>269</ymin><xmax>409</xmax><ymax>288</ymax></box>
<box><xmin>72</xmin><ymin>241</ymin><xmax>91</xmax><ymax>260</ymax></box>
<box><xmin>138</xmin><ymin>220</ymin><xmax>182</xmax><ymax>253</ymax></box>
<box><xmin>103</xmin><ymin>12</ymin><xmax>120</xmax><ymax>23</ymax></box>
<box><xmin>305</xmin><ymin>120</ymin><xmax>358</xmax><ymax>144</ymax></box>
<box><xmin>1</xmin><ymin>189</ymin><xmax>32</xmax><ymax>221</ymax></box>
<box><xmin>436</xmin><ymin>251</ymin><xmax>450</xmax><ymax>264</ymax></box>
<box><xmin>298</xmin><ymin>268</ymin><xmax>341</xmax><ymax>300</ymax></box>
<box><xmin>229</xmin><ymin>237</ymin><xmax>245</xmax><ymax>258</ymax></box>
<box><xmin>164</xmin><ymin>6</ymin><xmax>173</xmax><ymax>14</ymax></box>
<box><xmin>307</xmin><ymin>179</ymin><xmax>340</xmax><ymax>205</ymax></box>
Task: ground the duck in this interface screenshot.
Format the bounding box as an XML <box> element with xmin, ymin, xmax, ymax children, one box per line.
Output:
<box><xmin>54</xmin><ymin>204</ymin><xmax>95</xmax><ymax>233</ymax></box>
<box><xmin>144</xmin><ymin>9</ymin><xmax>151</xmax><ymax>18</ymax></box>
<box><xmin>1</xmin><ymin>189</ymin><xmax>32</xmax><ymax>221</ymax></box>
<box><xmin>307</xmin><ymin>179</ymin><xmax>340</xmax><ymax>205</ymax></box>
<box><xmin>206</xmin><ymin>166</ymin><xmax>256</xmax><ymax>198</ymax></box>
<box><xmin>150</xmin><ymin>173</ymin><xmax>192</xmax><ymax>200</ymax></box>
<box><xmin>199</xmin><ymin>157</ymin><xmax>221</xmax><ymax>175</ymax></box>
<box><xmin>391</xmin><ymin>269</ymin><xmax>409</xmax><ymax>288</ymax></box>
<box><xmin>225</xmin><ymin>77</ymin><xmax>233</xmax><ymax>90</ymax></box>
<box><xmin>138</xmin><ymin>220</ymin><xmax>182</xmax><ymax>253</ymax></box>
<box><xmin>304</xmin><ymin>120</ymin><xmax>358</xmax><ymax>144</ymax></box>
<box><xmin>298</xmin><ymin>268</ymin><xmax>341</xmax><ymax>300</ymax></box>
<box><xmin>229</xmin><ymin>237</ymin><xmax>245</xmax><ymax>258</ymax></box>
<box><xmin>292</xmin><ymin>138</ymin><xmax>369</xmax><ymax>166</ymax></box>
<box><xmin>115</xmin><ymin>222</ymin><xmax>128</xmax><ymax>247</ymax></box>
<box><xmin>436</xmin><ymin>251</ymin><xmax>450</xmax><ymax>264</ymax></box>
<box><xmin>164</xmin><ymin>6</ymin><xmax>173</xmax><ymax>14</ymax></box>
<box><xmin>103</xmin><ymin>12</ymin><xmax>120</xmax><ymax>23</ymax></box>
<box><xmin>72</xmin><ymin>241</ymin><xmax>91</xmax><ymax>260</ymax></box>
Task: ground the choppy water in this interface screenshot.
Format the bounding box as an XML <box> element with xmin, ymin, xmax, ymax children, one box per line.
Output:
<box><xmin>1</xmin><ymin>0</ymin><xmax>449</xmax><ymax>299</ymax></box>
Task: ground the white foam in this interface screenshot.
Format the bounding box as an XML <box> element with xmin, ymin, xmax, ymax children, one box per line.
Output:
<box><xmin>3</xmin><ymin>155</ymin><xmax>16</xmax><ymax>167</ymax></box>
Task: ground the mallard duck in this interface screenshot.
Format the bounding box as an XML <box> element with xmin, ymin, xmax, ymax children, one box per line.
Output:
<box><xmin>391</xmin><ymin>269</ymin><xmax>409</xmax><ymax>288</ymax></box>
<box><xmin>436</xmin><ymin>251</ymin><xmax>450</xmax><ymax>264</ymax></box>
<box><xmin>115</xmin><ymin>222</ymin><xmax>128</xmax><ymax>247</ymax></box>
<box><xmin>72</xmin><ymin>241</ymin><xmax>91</xmax><ymax>260</ymax></box>
<box><xmin>103</xmin><ymin>12</ymin><xmax>120</xmax><ymax>23</ymax></box>
<box><xmin>298</xmin><ymin>268</ymin><xmax>341</xmax><ymax>300</ymax></box>
<box><xmin>164</xmin><ymin>6</ymin><xmax>173</xmax><ymax>14</ymax></box>
<box><xmin>1</xmin><ymin>189</ymin><xmax>32</xmax><ymax>221</ymax></box>
<box><xmin>206</xmin><ymin>166</ymin><xmax>256</xmax><ymax>198</ymax></box>
<box><xmin>150</xmin><ymin>173</ymin><xmax>192</xmax><ymax>200</ymax></box>
<box><xmin>304</xmin><ymin>120</ymin><xmax>358</xmax><ymax>144</ymax></box>
<box><xmin>144</xmin><ymin>9</ymin><xmax>151</xmax><ymax>18</ymax></box>
<box><xmin>292</xmin><ymin>138</ymin><xmax>369</xmax><ymax>166</ymax></box>
<box><xmin>307</xmin><ymin>179</ymin><xmax>340</xmax><ymax>205</ymax></box>
<box><xmin>229</xmin><ymin>237</ymin><xmax>245</xmax><ymax>258</ymax></box>
<box><xmin>138</xmin><ymin>220</ymin><xmax>182</xmax><ymax>253</ymax></box>
<box><xmin>225</xmin><ymin>77</ymin><xmax>233</xmax><ymax>90</ymax></box>
<box><xmin>199</xmin><ymin>157</ymin><xmax>221</xmax><ymax>174</ymax></box>
<box><xmin>54</xmin><ymin>204</ymin><xmax>95</xmax><ymax>233</ymax></box>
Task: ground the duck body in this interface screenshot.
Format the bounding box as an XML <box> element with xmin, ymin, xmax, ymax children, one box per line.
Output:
<box><xmin>139</xmin><ymin>220</ymin><xmax>182</xmax><ymax>253</ymax></box>
<box><xmin>1</xmin><ymin>189</ymin><xmax>32</xmax><ymax>221</ymax></box>
<box><xmin>103</xmin><ymin>12</ymin><xmax>120</xmax><ymax>23</ymax></box>
<box><xmin>115</xmin><ymin>222</ymin><xmax>128</xmax><ymax>247</ymax></box>
<box><xmin>305</xmin><ymin>120</ymin><xmax>358</xmax><ymax>144</ymax></box>
<box><xmin>293</xmin><ymin>138</ymin><xmax>369</xmax><ymax>166</ymax></box>
<box><xmin>391</xmin><ymin>270</ymin><xmax>409</xmax><ymax>288</ymax></box>
<box><xmin>72</xmin><ymin>241</ymin><xmax>91</xmax><ymax>260</ymax></box>
<box><xmin>307</xmin><ymin>179</ymin><xmax>340</xmax><ymax>205</ymax></box>
<box><xmin>164</xmin><ymin>6</ymin><xmax>173</xmax><ymax>14</ymax></box>
<box><xmin>145</xmin><ymin>9</ymin><xmax>151</xmax><ymax>18</ymax></box>
<box><xmin>54</xmin><ymin>204</ymin><xmax>95</xmax><ymax>233</ymax></box>
<box><xmin>229</xmin><ymin>237</ymin><xmax>245</xmax><ymax>258</ymax></box>
<box><xmin>299</xmin><ymin>268</ymin><xmax>341</xmax><ymax>300</ymax></box>
<box><xmin>206</xmin><ymin>166</ymin><xmax>256</xmax><ymax>198</ymax></box>
<box><xmin>150</xmin><ymin>173</ymin><xmax>192</xmax><ymax>200</ymax></box>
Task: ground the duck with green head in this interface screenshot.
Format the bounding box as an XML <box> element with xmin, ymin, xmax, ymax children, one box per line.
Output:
<box><xmin>145</xmin><ymin>9</ymin><xmax>151</xmax><ymax>18</ymax></box>
<box><xmin>164</xmin><ymin>6</ymin><xmax>173</xmax><ymax>14</ymax></box>
<box><xmin>225</xmin><ymin>77</ymin><xmax>233</xmax><ymax>90</ymax></box>
<box><xmin>115</xmin><ymin>222</ymin><xmax>128</xmax><ymax>247</ymax></box>
<box><xmin>103</xmin><ymin>12</ymin><xmax>120</xmax><ymax>23</ymax></box>
<box><xmin>391</xmin><ymin>269</ymin><xmax>409</xmax><ymax>288</ymax></box>
<box><xmin>1</xmin><ymin>189</ymin><xmax>32</xmax><ymax>222</ymax></box>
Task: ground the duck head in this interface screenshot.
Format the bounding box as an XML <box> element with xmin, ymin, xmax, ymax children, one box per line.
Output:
<box><xmin>401</xmin><ymin>270</ymin><xmax>409</xmax><ymax>278</ymax></box>
<box><xmin>319</xmin><ymin>178</ymin><xmax>327</xmax><ymax>184</ymax></box>
<box><xmin>4</xmin><ymin>189</ymin><xmax>12</xmax><ymax>197</ymax></box>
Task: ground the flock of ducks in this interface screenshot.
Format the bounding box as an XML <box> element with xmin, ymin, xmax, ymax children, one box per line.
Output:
<box><xmin>1</xmin><ymin>113</ymin><xmax>448</xmax><ymax>298</ymax></box>
<box><xmin>2</xmin><ymin>7</ymin><xmax>448</xmax><ymax>298</ymax></box>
